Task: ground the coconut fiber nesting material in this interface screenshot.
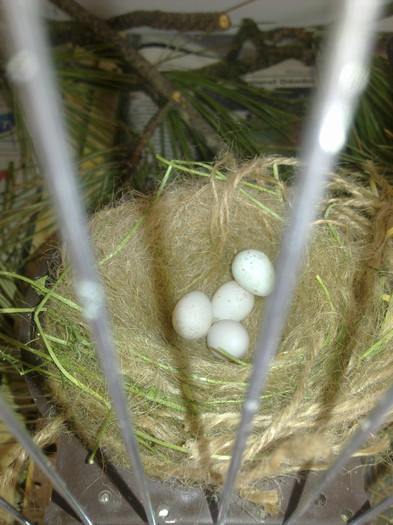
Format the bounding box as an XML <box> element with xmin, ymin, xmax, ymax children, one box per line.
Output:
<box><xmin>36</xmin><ymin>156</ymin><xmax>393</xmax><ymax>512</ymax></box>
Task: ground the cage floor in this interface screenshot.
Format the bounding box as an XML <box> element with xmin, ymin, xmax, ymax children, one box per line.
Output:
<box><xmin>42</xmin><ymin>431</ymin><xmax>373</xmax><ymax>525</ymax></box>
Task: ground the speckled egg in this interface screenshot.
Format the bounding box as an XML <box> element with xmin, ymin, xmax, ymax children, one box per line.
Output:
<box><xmin>232</xmin><ymin>249</ymin><xmax>275</xmax><ymax>296</ymax></box>
<box><xmin>211</xmin><ymin>280</ymin><xmax>254</xmax><ymax>321</ymax></box>
<box><xmin>172</xmin><ymin>291</ymin><xmax>213</xmax><ymax>340</ymax></box>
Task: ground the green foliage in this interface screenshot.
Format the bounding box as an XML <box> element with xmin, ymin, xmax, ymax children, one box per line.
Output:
<box><xmin>345</xmin><ymin>54</ymin><xmax>393</xmax><ymax>169</ymax></box>
<box><xmin>166</xmin><ymin>70</ymin><xmax>298</xmax><ymax>158</ymax></box>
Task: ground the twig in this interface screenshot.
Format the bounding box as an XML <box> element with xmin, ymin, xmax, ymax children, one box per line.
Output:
<box><xmin>226</xmin><ymin>20</ymin><xmax>314</xmax><ymax>65</ymax></box>
<box><xmin>48</xmin><ymin>10</ymin><xmax>231</xmax><ymax>47</ymax></box>
<box><xmin>109</xmin><ymin>10</ymin><xmax>231</xmax><ymax>32</ymax></box>
<box><xmin>190</xmin><ymin>22</ymin><xmax>316</xmax><ymax>81</ymax></box>
<box><xmin>47</xmin><ymin>0</ymin><xmax>226</xmax><ymax>155</ymax></box>
<box><xmin>124</xmin><ymin>100</ymin><xmax>174</xmax><ymax>183</ymax></box>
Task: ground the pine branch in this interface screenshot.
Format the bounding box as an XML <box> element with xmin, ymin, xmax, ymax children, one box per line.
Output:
<box><xmin>109</xmin><ymin>10</ymin><xmax>231</xmax><ymax>32</ymax></box>
<box><xmin>47</xmin><ymin>0</ymin><xmax>227</xmax><ymax>155</ymax></box>
<box><xmin>48</xmin><ymin>10</ymin><xmax>230</xmax><ymax>47</ymax></box>
<box><xmin>226</xmin><ymin>20</ymin><xmax>315</xmax><ymax>68</ymax></box>
<box><xmin>124</xmin><ymin>101</ymin><xmax>174</xmax><ymax>183</ymax></box>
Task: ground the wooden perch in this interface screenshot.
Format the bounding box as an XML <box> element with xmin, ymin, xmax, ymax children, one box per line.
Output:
<box><xmin>48</xmin><ymin>0</ymin><xmax>227</xmax><ymax>155</ymax></box>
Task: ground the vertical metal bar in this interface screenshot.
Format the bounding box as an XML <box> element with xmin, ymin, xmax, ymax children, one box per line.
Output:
<box><xmin>0</xmin><ymin>393</ymin><xmax>93</xmax><ymax>525</ymax></box>
<box><xmin>216</xmin><ymin>1</ymin><xmax>384</xmax><ymax>524</ymax></box>
<box><xmin>0</xmin><ymin>496</ymin><xmax>35</xmax><ymax>525</ymax></box>
<box><xmin>349</xmin><ymin>492</ymin><xmax>393</xmax><ymax>525</ymax></box>
<box><xmin>285</xmin><ymin>381</ymin><xmax>393</xmax><ymax>524</ymax></box>
<box><xmin>1</xmin><ymin>2</ymin><xmax>156</xmax><ymax>524</ymax></box>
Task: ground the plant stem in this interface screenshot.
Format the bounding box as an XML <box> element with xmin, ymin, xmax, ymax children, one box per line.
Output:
<box><xmin>124</xmin><ymin>100</ymin><xmax>174</xmax><ymax>183</ymax></box>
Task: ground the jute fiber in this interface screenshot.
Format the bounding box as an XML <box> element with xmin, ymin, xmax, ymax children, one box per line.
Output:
<box><xmin>35</xmin><ymin>156</ymin><xmax>393</xmax><ymax>512</ymax></box>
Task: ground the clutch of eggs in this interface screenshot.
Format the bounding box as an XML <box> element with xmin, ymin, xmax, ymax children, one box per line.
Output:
<box><xmin>172</xmin><ymin>249</ymin><xmax>275</xmax><ymax>361</ymax></box>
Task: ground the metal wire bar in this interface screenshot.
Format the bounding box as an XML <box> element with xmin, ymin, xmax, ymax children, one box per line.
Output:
<box><xmin>349</xmin><ymin>493</ymin><xmax>393</xmax><ymax>525</ymax></box>
<box><xmin>0</xmin><ymin>393</ymin><xmax>93</xmax><ymax>525</ymax></box>
<box><xmin>0</xmin><ymin>495</ymin><xmax>35</xmax><ymax>525</ymax></box>
<box><xmin>285</xmin><ymin>381</ymin><xmax>393</xmax><ymax>524</ymax></box>
<box><xmin>216</xmin><ymin>1</ymin><xmax>384</xmax><ymax>524</ymax></box>
<box><xmin>1</xmin><ymin>1</ymin><xmax>156</xmax><ymax>524</ymax></box>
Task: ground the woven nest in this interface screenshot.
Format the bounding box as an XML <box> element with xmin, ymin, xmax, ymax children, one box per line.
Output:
<box><xmin>31</xmin><ymin>156</ymin><xmax>393</xmax><ymax>512</ymax></box>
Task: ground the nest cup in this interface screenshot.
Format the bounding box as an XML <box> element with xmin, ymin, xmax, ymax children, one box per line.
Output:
<box><xmin>30</xmin><ymin>156</ymin><xmax>393</xmax><ymax>513</ymax></box>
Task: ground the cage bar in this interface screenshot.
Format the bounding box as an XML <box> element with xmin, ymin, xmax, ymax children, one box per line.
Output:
<box><xmin>0</xmin><ymin>393</ymin><xmax>93</xmax><ymax>525</ymax></box>
<box><xmin>217</xmin><ymin>0</ymin><xmax>384</xmax><ymax>523</ymax></box>
<box><xmin>1</xmin><ymin>1</ymin><xmax>155</xmax><ymax>524</ymax></box>
<box><xmin>0</xmin><ymin>494</ymin><xmax>35</xmax><ymax>525</ymax></box>
<box><xmin>284</xmin><ymin>381</ymin><xmax>393</xmax><ymax>524</ymax></box>
<box><xmin>349</xmin><ymin>492</ymin><xmax>393</xmax><ymax>525</ymax></box>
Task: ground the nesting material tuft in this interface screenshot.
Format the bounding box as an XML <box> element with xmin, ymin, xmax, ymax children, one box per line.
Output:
<box><xmin>35</xmin><ymin>157</ymin><xmax>393</xmax><ymax>513</ymax></box>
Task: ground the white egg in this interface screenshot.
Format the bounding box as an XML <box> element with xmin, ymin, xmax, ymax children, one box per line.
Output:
<box><xmin>211</xmin><ymin>280</ymin><xmax>254</xmax><ymax>322</ymax></box>
<box><xmin>172</xmin><ymin>291</ymin><xmax>213</xmax><ymax>340</ymax></box>
<box><xmin>207</xmin><ymin>320</ymin><xmax>250</xmax><ymax>361</ymax></box>
<box><xmin>231</xmin><ymin>249</ymin><xmax>275</xmax><ymax>297</ymax></box>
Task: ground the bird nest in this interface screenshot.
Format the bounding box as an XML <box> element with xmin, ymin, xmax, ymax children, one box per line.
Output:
<box><xmin>20</xmin><ymin>156</ymin><xmax>393</xmax><ymax>513</ymax></box>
